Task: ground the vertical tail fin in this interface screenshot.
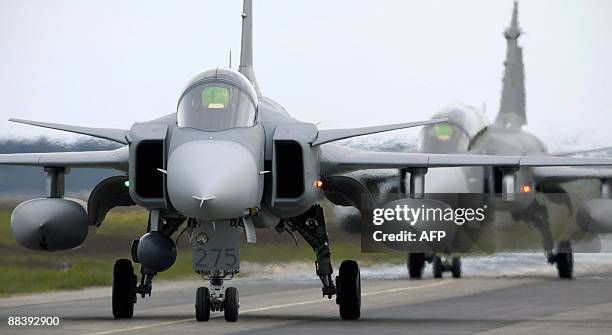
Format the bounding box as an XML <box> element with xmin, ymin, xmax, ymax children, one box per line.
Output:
<box><xmin>495</xmin><ymin>1</ymin><xmax>526</xmax><ymax>129</ymax></box>
<box><xmin>239</xmin><ymin>0</ymin><xmax>262</xmax><ymax>96</ymax></box>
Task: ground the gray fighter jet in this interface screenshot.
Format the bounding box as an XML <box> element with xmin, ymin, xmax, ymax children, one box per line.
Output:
<box><xmin>350</xmin><ymin>1</ymin><xmax>612</xmax><ymax>281</ymax></box>
<box><xmin>3</xmin><ymin>0</ymin><xmax>612</xmax><ymax>322</ymax></box>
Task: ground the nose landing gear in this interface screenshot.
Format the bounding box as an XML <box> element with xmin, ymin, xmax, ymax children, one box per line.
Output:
<box><xmin>195</xmin><ymin>274</ymin><xmax>240</xmax><ymax>322</ymax></box>
<box><xmin>189</xmin><ymin>219</ymin><xmax>242</xmax><ymax>322</ymax></box>
<box><xmin>432</xmin><ymin>254</ymin><xmax>462</xmax><ymax>279</ymax></box>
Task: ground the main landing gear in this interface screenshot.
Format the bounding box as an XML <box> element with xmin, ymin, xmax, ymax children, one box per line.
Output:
<box><xmin>407</xmin><ymin>253</ymin><xmax>426</xmax><ymax>279</ymax></box>
<box><xmin>279</xmin><ymin>204</ymin><xmax>361</xmax><ymax>320</ymax></box>
<box><xmin>112</xmin><ymin>259</ymin><xmax>136</xmax><ymax>319</ymax></box>
<box><xmin>112</xmin><ymin>258</ymin><xmax>158</xmax><ymax>319</ymax></box>
<box><xmin>407</xmin><ymin>253</ymin><xmax>461</xmax><ymax>279</ymax></box>
<box><xmin>188</xmin><ymin>219</ymin><xmax>242</xmax><ymax>322</ymax></box>
<box><xmin>521</xmin><ymin>201</ymin><xmax>574</xmax><ymax>279</ymax></box>
<box><xmin>547</xmin><ymin>240</ymin><xmax>574</xmax><ymax>279</ymax></box>
<box><xmin>112</xmin><ymin>211</ymin><xmax>182</xmax><ymax>319</ymax></box>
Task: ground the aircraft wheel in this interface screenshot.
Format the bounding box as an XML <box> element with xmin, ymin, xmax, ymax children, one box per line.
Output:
<box><xmin>408</xmin><ymin>253</ymin><xmax>425</xmax><ymax>279</ymax></box>
<box><xmin>224</xmin><ymin>287</ymin><xmax>239</xmax><ymax>322</ymax></box>
<box><xmin>432</xmin><ymin>256</ymin><xmax>443</xmax><ymax>279</ymax></box>
<box><xmin>112</xmin><ymin>259</ymin><xmax>136</xmax><ymax>319</ymax></box>
<box><xmin>556</xmin><ymin>241</ymin><xmax>573</xmax><ymax>279</ymax></box>
<box><xmin>337</xmin><ymin>260</ymin><xmax>361</xmax><ymax>320</ymax></box>
<box><xmin>195</xmin><ymin>287</ymin><xmax>211</xmax><ymax>322</ymax></box>
<box><xmin>451</xmin><ymin>257</ymin><xmax>462</xmax><ymax>279</ymax></box>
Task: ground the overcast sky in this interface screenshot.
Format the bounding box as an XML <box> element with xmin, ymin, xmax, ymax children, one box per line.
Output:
<box><xmin>1</xmin><ymin>0</ymin><xmax>611</xmax><ymax>148</ymax></box>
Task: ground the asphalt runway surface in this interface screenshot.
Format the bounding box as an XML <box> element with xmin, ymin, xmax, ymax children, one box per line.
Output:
<box><xmin>2</xmin><ymin>262</ymin><xmax>612</xmax><ymax>335</ymax></box>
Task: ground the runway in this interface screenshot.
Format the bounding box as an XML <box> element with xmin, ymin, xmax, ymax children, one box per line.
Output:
<box><xmin>2</xmin><ymin>263</ymin><xmax>612</xmax><ymax>335</ymax></box>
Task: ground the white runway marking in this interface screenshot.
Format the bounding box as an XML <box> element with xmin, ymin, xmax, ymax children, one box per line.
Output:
<box><xmin>83</xmin><ymin>281</ymin><xmax>452</xmax><ymax>335</ymax></box>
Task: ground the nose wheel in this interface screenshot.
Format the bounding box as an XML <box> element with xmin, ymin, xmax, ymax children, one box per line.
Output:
<box><xmin>194</xmin><ymin>274</ymin><xmax>239</xmax><ymax>322</ymax></box>
<box><xmin>433</xmin><ymin>255</ymin><xmax>462</xmax><ymax>279</ymax></box>
<box><xmin>224</xmin><ymin>287</ymin><xmax>239</xmax><ymax>322</ymax></box>
<box><xmin>195</xmin><ymin>287</ymin><xmax>211</xmax><ymax>321</ymax></box>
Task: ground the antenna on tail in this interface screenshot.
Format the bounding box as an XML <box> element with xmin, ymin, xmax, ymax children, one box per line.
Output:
<box><xmin>495</xmin><ymin>1</ymin><xmax>526</xmax><ymax>129</ymax></box>
<box><xmin>239</xmin><ymin>0</ymin><xmax>262</xmax><ymax>96</ymax></box>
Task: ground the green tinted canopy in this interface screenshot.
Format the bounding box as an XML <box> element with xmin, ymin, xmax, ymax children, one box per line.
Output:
<box><xmin>202</xmin><ymin>87</ymin><xmax>230</xmax><ymax>109</ymax></box>
<box><xmin>433</xmin><ymin>123</ymin><xmax>454</xmax><ymax>141</ymax></box>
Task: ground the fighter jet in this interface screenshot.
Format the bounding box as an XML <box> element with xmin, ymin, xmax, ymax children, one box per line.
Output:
<box><xmin>343</xmin><ymin>2</ymin><xmax>612</xmax><ymax>281</ymax></box>
<box><xmin>3</xmin><ymin>0</ymin><xmax>612</xmax><ymax>322</ymax></box>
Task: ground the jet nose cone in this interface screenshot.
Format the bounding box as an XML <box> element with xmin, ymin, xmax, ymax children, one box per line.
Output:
<box><xmin>167</xmin><ymin>140</ymin><xmax>260</xmax><ymax>220</ymax></box>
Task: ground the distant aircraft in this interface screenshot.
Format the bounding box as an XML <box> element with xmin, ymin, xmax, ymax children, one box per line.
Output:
<box><xmin>2</xmin><ymin>0</ymin><xmax>612</xmax><ymax>322</ymax></box>
<box><xmin>338</xmin><ymin>1</ymin><xmax>612</xmax><ymax>281</ymax></box>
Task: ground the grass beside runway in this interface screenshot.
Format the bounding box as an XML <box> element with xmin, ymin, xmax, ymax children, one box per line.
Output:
<box><xmin>0</xmin><ymin>204</ymin><xmax>404</xmax><ymax>297</ymax></box>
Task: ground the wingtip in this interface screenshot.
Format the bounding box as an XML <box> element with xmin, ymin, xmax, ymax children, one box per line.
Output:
<box><xmin>8</xmin><ymin>118</ymin><xmax>31</xmax><ymax>124</ymax></box>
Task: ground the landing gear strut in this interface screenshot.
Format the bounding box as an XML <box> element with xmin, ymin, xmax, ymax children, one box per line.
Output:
<box><xmin>279</xmin><ymin>204</ymin><xmax>361</xmax><ymax>320</ymax></box>
<box><xmin>111</xmin><ymin>212</ymin><xmax>182</xmax><ymax>319</ymax></box>
<box><xmin>520</xmin><ymin>201</ymin><xmax>574</xmax><ymax>279</ymax></box>
<box><xmin>112</xmin><ymin>259</ymin><xmax>159</xmax><ymax>319</ymax></box>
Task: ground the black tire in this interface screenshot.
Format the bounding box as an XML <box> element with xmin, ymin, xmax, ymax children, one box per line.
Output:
<box><xmin>433</xmin><ymin>256</ymin><xmax>443</xmax><ymax>279</ymax></box>
<box><xmin>338</xmin><ymin>260</ymin><xmax>361</xmax><ymax>320</ymax></box>
<box><xmin>408</xmin><ymin>253</ymin><xmax>425</xmax><ymax>279</ymax></box>
<box><xmin>557</xmin><ymin>241</ymin><xmax>573</xmax><ymax>279</ymax></box>
<box><xmin>112</xmin><ymin>259</ymin><xmax>136</xmax><ymax>319</ymax></box>
<box><xmin>224</xmin><ymin>287</ymin><xmax>239</xmax><ymax>322</ymax></box>
<box><xmin>195</xmin><ymin>287</ymin><xmax>211</xmax><ymax>322</ymax></box>
<box><xmin>451</xmin><ymin>257</ymin><xmax>462</xmax><ymax>279</ymax></box>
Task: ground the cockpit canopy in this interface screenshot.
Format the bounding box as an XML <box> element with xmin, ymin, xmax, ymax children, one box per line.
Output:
<box><xmin>177</xmin><ymin>68</ymin><xmax>258</xmax><ymax>131</ymax></box>
<box><xmin>419</xmin><ymin>104</ymin><xmax>489</xmax><ymax>153</ymax></box>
